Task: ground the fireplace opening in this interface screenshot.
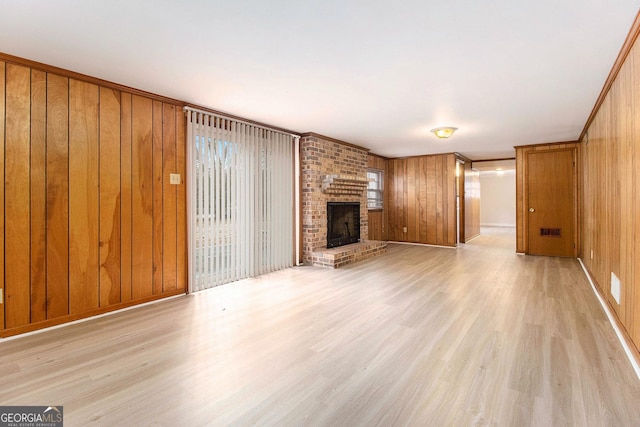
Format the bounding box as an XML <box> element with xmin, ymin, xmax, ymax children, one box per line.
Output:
<box><xmin>327</xmin><ymin>202</ymin><xmax>360</xmax><ymax>248</ymax></box>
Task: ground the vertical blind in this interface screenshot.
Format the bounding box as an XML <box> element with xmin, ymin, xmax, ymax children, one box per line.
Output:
<box><xmin>186</xmin><ymin>108</ymin><xmax>297</xmax><ymax>291</ymax></box>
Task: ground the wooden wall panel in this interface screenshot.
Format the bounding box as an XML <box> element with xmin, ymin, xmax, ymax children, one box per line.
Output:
<box><xmin>30</xmin><ymin>70</ymin><xmax>47</xmax><ymax>322</ymax></box>
<box><xmin>407</xmin><ymin>157</ymin><xmax>418</xmax><ymax>242</ymax></box>
<box><xmin>99</xmin><ymin>87</ymin><xmax>122</xmax><ymax>306</ymax></box>
<box><xmin>162</xmin><ymin>104</ymin><xmax>178</xmax><ymax>292</ymax></box>
<box><xmin>446</xmin><ymin>155</ymin><xmax>456</xmax><ymax>245</ymax></box>
<box><xmin>367</xmin><ymin>154</ymin><xmax>386</xmax><ymax>170</ymax></box>
<box><xmin>632</xmin><ymin>41</ymin><xmax>640</xmax><ymax>348</ymax></box>
<box><xmin>581</xmin><ymin>33</ymin><xmax>640</xmax><ymax>354</ymax></box>
<box><xmin>46</xmin><ymin>73</ymin><xmax>70</xmax><ymax>319</ymax></box>
<box><xmin>418</xmin><ymin>157</ymin><xmax>428</xmax><ymax>243</ymax></box>
<box><xmin>426</xmin><ymin>156</ymin><xmax>437</xmax><ymax>243</ymax></box>
<box><xmin>131</xmin><ymin>95</ymin><xmax>154</xmax><ymax>299</ymax></box>
<box><xmin>386</xmin><ymin>153</ymin><xmax>457</xmax><ymax>246</ymax></box>
<box><xmin>435</xmin><ymin>155</ymin><xmax>444</xmax><ymax>244</ymax></box>
<box><xmin>176</xmin><ymin>109</ymin><xmax>187</xmax><ymax>291</ymax></box>
<box><xmin>152</xmin><ymin>100</ymin><xmax>164</xmax><ymax>295</ymax></box>
<box><xmin>0</xmin><ymin>62</ymin><xmax>5</xmax><ymax>330</ymax></box>
<box><xmin>69</xmin><ymin>79</ymin><xmax>100</xmax><ymax>314</ymax></box>
<box><xmin>5</xmin><ymin>64</ymin><xmax>31</xmax><ymax>328</ymax></box>
<box><xmin>367</xmin><ymin>211</ymin><xmax>383</xmax><ymax>240</ymax></box>
<box><xmin>0</xmin><ymin>54</ymin><xmax>187</xmax><ymax>336</ymax></box>
<box><xmin>120</xmin><ymin>92</ymin><xmax>133</xmax><ymax>302</ymax></box>
<box><xmin>390</xmin><ymin>159</ymin><xmax>406</xmax><ymax>241</ymax></box>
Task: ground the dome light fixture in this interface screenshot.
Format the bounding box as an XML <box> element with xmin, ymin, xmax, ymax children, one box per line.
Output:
<box><xmin>430</xmin><ymin>127</ymin><xmax>458</xmax><ymax>139</ymax></box>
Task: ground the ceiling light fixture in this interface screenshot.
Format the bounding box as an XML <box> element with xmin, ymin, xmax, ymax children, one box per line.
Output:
<box><xmin>430</xmin><ymin>127</ymin><xmax>458</xmax><ymax>139</ymax></box>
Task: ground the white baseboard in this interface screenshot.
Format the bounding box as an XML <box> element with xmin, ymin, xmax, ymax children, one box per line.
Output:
<box><xmin>578</xmin><ymin>258</ymin><xmax>640</xmax><ymax>380</ymax></box>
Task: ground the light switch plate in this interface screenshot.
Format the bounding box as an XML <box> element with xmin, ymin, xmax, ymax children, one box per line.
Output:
<box><xmin>170</xmin><ymin>173</ymin><xmax>181</xmax><ymax>185</ymax></box>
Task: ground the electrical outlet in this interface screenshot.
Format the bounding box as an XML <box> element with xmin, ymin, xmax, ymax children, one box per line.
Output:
<box><xmin>590</xmin><ymin>249</ymin><xmax>594</xmax><ymax>260</ymax></box>
<box><xmin>170</xmin><ymin>173</ymin><xmax>181</xmax><ymax>185</ymax></box>
<box><xmin>403</xmin><ymin>227</ymin><xmax>407</xmax><ymax>233</ymax></box>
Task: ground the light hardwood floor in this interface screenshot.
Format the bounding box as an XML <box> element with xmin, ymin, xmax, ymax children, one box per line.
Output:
<box><xmin>1</xmin><ymin>227</ymin><xmax>639</xmax><ymax>426</ymax></box>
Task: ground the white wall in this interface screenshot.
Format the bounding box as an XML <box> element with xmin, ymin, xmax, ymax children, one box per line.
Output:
<box><xmin>479</xmin><ymin>171</ymin><xmax>516</xmax><ymax>227</ymax></box>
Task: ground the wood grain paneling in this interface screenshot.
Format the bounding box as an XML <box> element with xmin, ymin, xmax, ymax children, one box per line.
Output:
<box><xmin>5</xmin><ymin>64</ymin><xmax>31</xmax><ymax>328</ymax></box>
<box><xmin>69</xmin><ymin>79</ymin><xmax>100</xmax><ymax>314</ymax></box>
<box><xmin>435</xmin><ymin>155</ymin><xmax>444</xmax><ymax>244</ymax></box>
<box><xmin>121</xmin><ymin>92</ymin><xmax>133</xmax><ymax>302</ymax></box>
<box><xmin>163</xmin><ymin>104</ymin><xmax>178</xmax><ymax>292</ymax></box>
<box><xmin>387</xmin><ymin>154</ymin><xmax>457</xmax><ymax>246</ymax></box>
<box><xmin>152</xmin><ymin>100</ymin><xmax>164</xmax><ymax>295</ymax></box>
<box><xmin>368</xmin><ymin>211</ymin><xmax>384</xmax><ymax>240</ymax></box>
<box><xmin>176</xmin><ymin>108</ymin><xmax>187</xmax><ymax>291</ymax></box>
<box><xmin>131</xmin><ymin>95</ymin><xmax>154</xmax><ymax>299</ymax></box>
<box><xmin>367</xmin><ymin>153</ymin><xmax>386</xmax><ymax>170</ymax></box>
<box><xmin>446</xmin><ymin>155</ymin><xmax>456</xmax><ymax>245</ymax></box>
<box><xmin>30</xmin><ymin>70</ymin><xmax>47</xmax><ymax>322</ymax></box>
<box><xmin>407</xmin><ymin>157</ymin><xmax>417</xmax><ymax>242</ymax></box>
<box><xmin>0</xmin><ymin>61</ymin><xmax>5</xmax><ymax>330</ymax></box>
<box><xmin>581</xmin><ymin>31</ymin><xmax>640</xmax><ymax>355</ymax></box>
<box><xmin>0</xmin><ymin>54</ymin><xmax>187</xmax><ymax>336</ymax></box>
<box><xmin>418</xmin><ymin>157</ymin><xmax>428</xmax><ymax>243</ymax></box>
<box><xmin>632</xmin><ymin>39</ymin><xmax>640</xmax><ymax>349</ymax></box>
<box><xmin>99</xmin><ymin>87</ymin><xmax>122</xmax><ymax>306</ymax></box>
<box><xmin>426</xmin><ymin>156</ymin><xmax>437</xmax><ymax>243</ymax></box>
<box><xmin>46</xmin><ymin>73</ymin><xmax>70</xmax><ymax>319</ymax></box>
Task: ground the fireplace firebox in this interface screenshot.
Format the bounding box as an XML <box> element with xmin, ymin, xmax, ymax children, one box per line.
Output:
<box><xmin>327</xmin><ymin>202</ymin><xmax>360</xmax><ymax>248</ymax></box>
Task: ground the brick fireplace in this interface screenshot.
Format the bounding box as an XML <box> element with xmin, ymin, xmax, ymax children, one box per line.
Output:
<box><xmin>300</xmin><ymin>133</ymin><xmax>386</xmax><ymax>268</ymax></box>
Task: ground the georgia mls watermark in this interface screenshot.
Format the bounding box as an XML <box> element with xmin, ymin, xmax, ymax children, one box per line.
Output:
<box><xmin>0</xmin><ymin>406</ymin><xmax>63</xmax><ymax>427</ymax></box>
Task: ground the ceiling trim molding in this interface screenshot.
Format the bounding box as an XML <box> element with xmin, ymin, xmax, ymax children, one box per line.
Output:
<box><xmin>580</xmin><ymin>8</ymin><xmax>640</xmax><ymax>141</ymax></box>
<box><xmin>455</xmin><ymin>153</ymin><xmax>474</xmax><ymax>163</ymax></box>
<box><xmin>368</xmin><ymin>152</ymin><xmax>390</xmax><ymax>160</ymax></box>
<box><xmin>472</xmin><ymin>157</ymin><xmax>516</xmax><ymax>163</ymax></box>
<box><xmin>389</xmin><ymin>152</ymin><xmax>460</xmax><ymax>161</ymax></box>
<box><xmin>513</xmin><ymin>140</ymin><xmax>580</xmax><ymax>149</ymax></box>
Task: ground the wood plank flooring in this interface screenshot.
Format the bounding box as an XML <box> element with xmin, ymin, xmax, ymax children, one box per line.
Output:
<box><xmin>1</xmin><ymin>227</ymin><xmax>639</xmax><ymax>426</ymax></box>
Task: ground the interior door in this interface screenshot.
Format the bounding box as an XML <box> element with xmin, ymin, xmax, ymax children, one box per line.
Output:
<box><xmin>526</xmin><ymin>149</ymin><xmax>576</xmax><ymax>257</ymax></box>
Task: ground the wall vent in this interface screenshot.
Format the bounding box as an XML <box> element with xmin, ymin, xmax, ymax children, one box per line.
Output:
<box><xmin>540</xmin><ymin>228</ymin><xmax>561</xmax><ymax>237</ymax></box>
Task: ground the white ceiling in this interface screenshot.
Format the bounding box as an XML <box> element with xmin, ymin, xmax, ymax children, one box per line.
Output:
<box><xmin>1</xmin><ymin>1</ymin><xmax>638</xmax><ymax>160</ymax></box>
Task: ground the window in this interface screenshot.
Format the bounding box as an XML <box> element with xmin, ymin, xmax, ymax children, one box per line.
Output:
<box><xmin>367</xmin><ymin>169</ymin><xmax>384</xmax><ymax>209</ymax></box>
